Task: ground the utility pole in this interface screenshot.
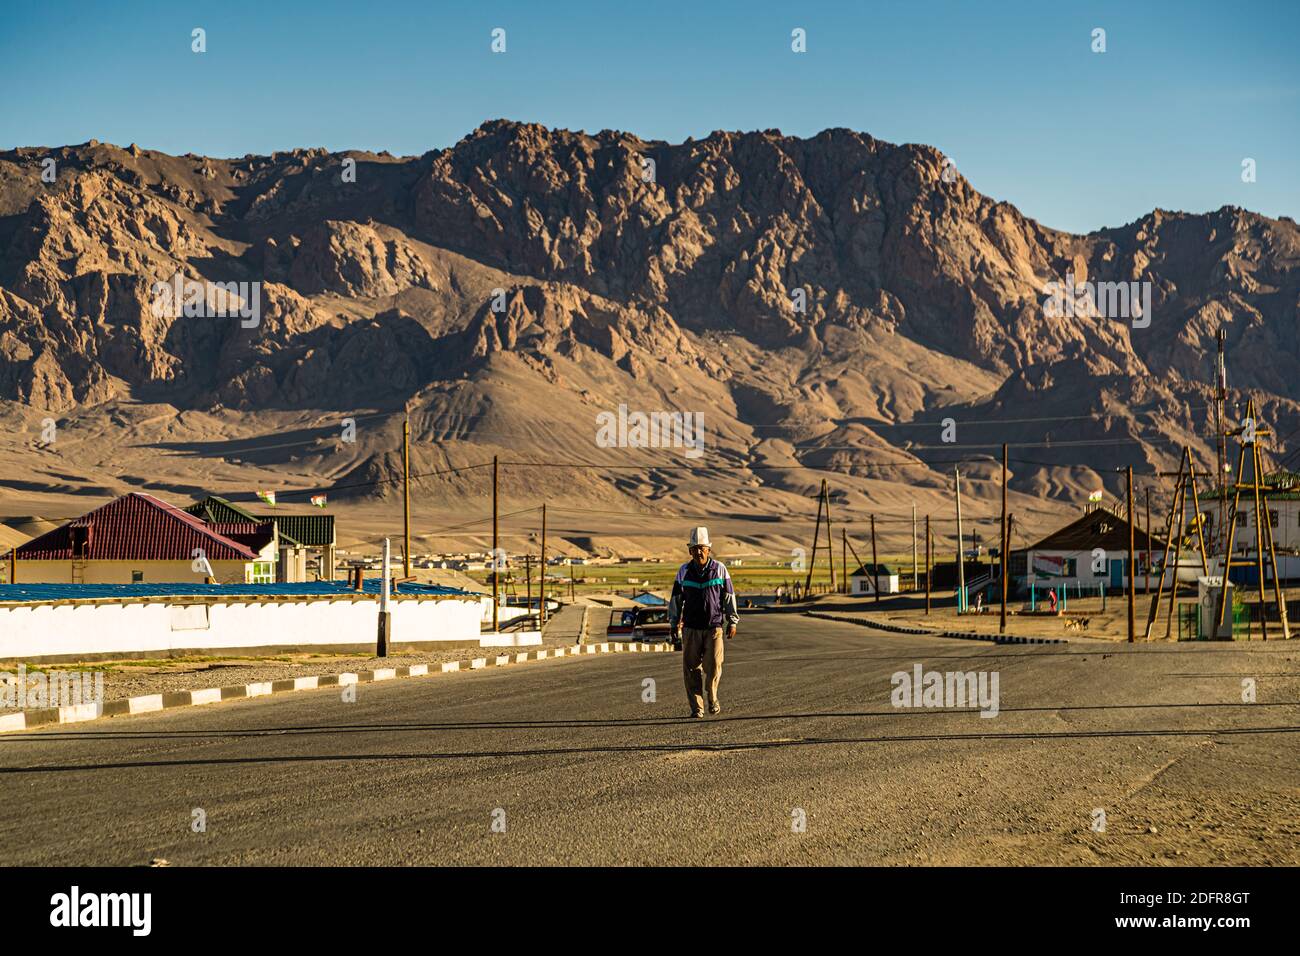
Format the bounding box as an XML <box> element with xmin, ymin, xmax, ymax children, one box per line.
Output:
<box><xmin>841</xmin><ymin>529</ymin><xmax>847</xmax><ymax>595</ymax></box>
<box><xmin>924</xmin><ymin>516</ymin><xmax>932</xmax><ymax>615</ymax></box>
<box><xmin>870</xmin><ymin>514</ymin><xmax>880</xmax><ymax>604</ymax></box>
<box><xmin>1144</xmin><ymin>486</ymin><xmax>1151</xmax><ymax>595</ymax></box>
<box><xmin>540</xmin><ymin>503</ymin><xmax>547</xmax><ymax>624</ymax></box>
<box><xmin>805</xmin><ymin>479</ymin><xmax>825</xmax><ymax>596</ymax></box>
<box><xmin>402</xmin><ymin>414</ymin><xmax>411</xmax><ymax>579</ymax></box>
<box><xmin>844</xmin><ymin>532</ymin><xmax>868</xmax><ymax>599</ymax></box>
<box><xmin>1215</xmin><ymin>328</ymin><xmax>1228</xmax><ymax>554</ymax></box>
<box><xmin>912</xmin><ymin>504</ymin><xmax>918</xmax><ymax>591</ymax></box>
<box><xmin>1000</xmin><ymin>443</ymin><xmax>1008</xmax><ymax>634</ymax></box>
<box><xmin>525</xmin><ymin>553</ymin><xmax>532</xmax><ymax>617</ymax></box>
<box><xmin>954</xmin><ymin>468</ymin><xmax>966</xmax><ymax>613</ymax></box>
<box><xmin>569</xmin><ymin>560</ymin><xmax>575</xmax><ymax>601</ymax></box>
<box><xmin>825</xmin><ymin>483</ymin><xmax>836</xmax><ymax>594</ymax></box>
<box><xmin>1127</xmin><ymin>466</ymin><xmax>1136</xmax><ymax>643</ymax></box>
<box><xmin>492</xmin><ymin>455</ymin><xmax>499</xmax><ymax>634</ymax></box>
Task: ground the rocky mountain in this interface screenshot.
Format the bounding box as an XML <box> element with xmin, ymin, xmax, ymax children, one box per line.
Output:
<box><xmin>1</xmin><ymin>121</ymin><xmax>1297</xmax><ymax>544</ymax></box>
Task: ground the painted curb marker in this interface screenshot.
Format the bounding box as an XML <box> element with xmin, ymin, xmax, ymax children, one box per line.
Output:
<box><xmin>0</xmin><ymin>641</ymin><xmax>680</xmax><ymax>735</ymax></box>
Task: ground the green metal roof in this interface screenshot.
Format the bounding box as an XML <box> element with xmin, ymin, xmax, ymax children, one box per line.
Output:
<box><xmin>270</xmin><ymin>514</ymin><xmax>335</xmax><ymax>547</ymax></box>
<box><xmin>183</xmin><ymin>496</ymin><xmax>256</xmax><ymax>524</ymax></box>
<box><xmin>184</xmin><ymin>496</ymin><xmax>333</xmax><ymax>547</ymax></box>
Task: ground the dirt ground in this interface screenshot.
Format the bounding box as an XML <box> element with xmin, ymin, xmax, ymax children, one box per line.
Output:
<box><xmin>809</xmin><ymin>588</ymin><xmax>1300</xmax><ymax>644</ymax></box>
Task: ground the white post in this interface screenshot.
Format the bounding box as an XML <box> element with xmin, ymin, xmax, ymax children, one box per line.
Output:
<box><xmin>378</xmin><ymin>537</ymin><xmax>392</xmax><ymax>656</ymax></box>
<box><xmin>382</xmin><ymin>538</ymin><xmax>391</xmax><ymax>611</ymax></box>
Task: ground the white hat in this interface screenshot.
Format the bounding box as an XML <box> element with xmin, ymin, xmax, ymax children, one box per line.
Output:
<box><xmin>689</xmin><ymin>526</ymin><xmax>711</xmax><ymax>548</ymax></box>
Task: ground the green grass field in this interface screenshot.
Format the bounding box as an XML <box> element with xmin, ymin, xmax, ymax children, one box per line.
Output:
<box><xmin>468</xmin><ymin>554</ymin><xmax>936</xmax><ymax>599</ymax></box>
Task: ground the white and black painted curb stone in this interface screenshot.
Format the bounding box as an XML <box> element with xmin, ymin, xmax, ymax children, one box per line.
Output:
<box><xmin>0</xmin><ymin>641</ymin><xmax>676</xmax><ymax>734</ymax></box>
<box><xmin>804</xmin><ymin>611</ymin><xmax>1068</xmax><ymax>646</ymax></box>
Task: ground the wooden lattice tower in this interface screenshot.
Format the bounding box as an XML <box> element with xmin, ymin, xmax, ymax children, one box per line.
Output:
<box><xmin>1214</xmin><ymin>400</ymin><xmax>1290</xmax><ymax>640</ymax></box>
<box><xmin>1143</xmin><ymin>446</ymin><xmax>1210</xmax><ymax>640</ymax></box>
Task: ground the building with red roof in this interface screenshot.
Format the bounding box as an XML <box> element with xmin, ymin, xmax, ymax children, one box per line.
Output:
<box><xmin>9</xmin><ymin>493</ymin><xmax>279</xmax><ymax>585</ymax></box>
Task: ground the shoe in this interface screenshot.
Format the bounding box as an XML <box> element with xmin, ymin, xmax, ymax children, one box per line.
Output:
<box><xmin>708</xmin><ymin>702</ymin><xmax>721</xmax><ymax>715</ymax></box>
<box><xmin>690</xmin><ymin>710</ymin><xmax>704</xmax><ymax>719</ymax></box>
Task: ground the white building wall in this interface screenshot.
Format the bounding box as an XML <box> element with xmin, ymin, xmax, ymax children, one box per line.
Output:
<box><xmin>850</xmin><ymin>574</ymin><xmax>899</xmax><ymax>595</ymax></box>
<box><xmin>1203</xmin><ymin>499</ymin><xmax>1300</xmax><ymax>552</ymax></box>
<box><xmin>1025</xmin><ymin>548</ymin><xmax>1173</xmax><ymax>588</ymax></box>
<box><xmin>0</xmin><ymin>596</ymin><xmax>483</xmax><ymax>661</ymax></box>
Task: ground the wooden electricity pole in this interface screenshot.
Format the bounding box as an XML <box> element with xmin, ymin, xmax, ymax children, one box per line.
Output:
<box><xmin>925</xmin><ymin>516</ymin><xmax>932</xmax><ymax>615</ymax></box>
<box><xmin>1145</xmin><ymin>448</ymin><xmax>1212</xmax><ymax>640</ymax></box>
<box><xmin>954</xmin><ymin>468</ymin><xmax>966</xmax><ymax>612</ymax></box>
<box><xmin>825</xmin><ymin>483</ymin><xmax>836</xmax><ymax>594</ymax></box>
<box><xmin>805</xmin><ymin>479</ymin><xmax>826</xmax><ymax>595</ymax></box>
<box><xmin>402</xmin><ymin>414</ymin><xmax>412</xmax><ymax>578</ymax></box>
<box><xmin>912</xmin><ymin>504</ymin><xmax>918</xmax><ymax>591</ymax></box>
<box><xmin>524</xmin><ymin>554</ymin><xmax>532</xmax><ymax>616</ymax></box>
<box><xmin>1127</xmin><ymin>466</ymin><xmax>1136</xmax><ymax>644</ymax></box>
<box><xmin>1000</xmin><ymin>443</ymin><xmax>1008</xmax><ymax>634</ymax></box>
<box><xmin>870</xmin><ymin>514</ymin><xmax>880</xmax><ymax>604</ymax></box>
<box><xmin>841</xmin><ymin>529</ymin><xmax>847</xmax><ymax>595</ymax></box>
<box><xmin>1216</xmin><ymin>401</ymin><xmax>1290</xmax><ymax>641</ymax></box>
<box><xmin>1144</xmin><ymin>486</ymin><xmax>1151</xmax><ymax>595</ymax></box>
<box><xmin>540</xmin><ymin>503</ymin><xmax>547</xmax><ymax>624</ymax></box>
<box><xmin>492</xmin><ymin>455</ymin><xmax>499</xmax><ymax>634</ymax></box>
<box><xmin>844</xmin><ymin>532</ymin><xmax>868</xmax><ymax>598</ymax></box>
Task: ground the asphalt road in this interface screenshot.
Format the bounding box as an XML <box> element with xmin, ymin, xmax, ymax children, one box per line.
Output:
<box><xmin>2</xmin><ymin>614</ymin><xmax>1298</xmax><ymax>865</ymax></box>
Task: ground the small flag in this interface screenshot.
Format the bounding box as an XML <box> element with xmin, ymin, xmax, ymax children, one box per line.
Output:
<box><xmin>310</xmin><ymin>494</ymin><xmax>327</xmax><ymax>508</ymax></box>
<box><xmin>1088</xmin><ymin>490</ymin><xmax>1103</xmax><ymax>502</ymax></box>
<box><xmin>256</xmin><ymin>490</ymin><xmax>276</xmax><ymax>507</ymax></box>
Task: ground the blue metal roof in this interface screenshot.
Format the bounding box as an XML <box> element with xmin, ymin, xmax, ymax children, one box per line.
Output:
<box><xmin>0</xmin><ymin>581</ymin><xmax>473</xmax><ymax>603</ymax></box>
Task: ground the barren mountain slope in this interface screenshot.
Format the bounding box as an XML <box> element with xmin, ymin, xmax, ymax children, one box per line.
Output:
<box><xmin>1</xmin><ymin>122</ymin><xmax>1296</xmax><ymax>552</ymax></box>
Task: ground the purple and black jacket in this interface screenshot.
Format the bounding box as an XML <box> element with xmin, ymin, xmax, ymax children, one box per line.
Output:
<box><xmin>668</xmin><ymin>558</ymin><xmax>740</xmax><ymax>631</ymax></box>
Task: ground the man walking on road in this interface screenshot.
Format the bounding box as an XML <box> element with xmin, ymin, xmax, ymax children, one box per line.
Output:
<box><xmin>668</xmin><ymin>527</ymin><xmax>739</xmax><ymax>718</ymax></box>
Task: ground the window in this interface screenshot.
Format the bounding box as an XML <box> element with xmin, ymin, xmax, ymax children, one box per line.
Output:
<box><xmin>131</xmin><ymin>570</ymin><xmax>144</xmax><ymax>583</ymax></box>
<box><xmin>250</xmin><ymin>561</ymin><xmax>274</xmax><ymax>584</ymax></box>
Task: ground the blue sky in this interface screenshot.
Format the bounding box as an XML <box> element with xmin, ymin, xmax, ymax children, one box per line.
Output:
<box><xmin>1</xmin><ymin>0</ymin><xmax>1295</xmax><ymax>233</ymax></box>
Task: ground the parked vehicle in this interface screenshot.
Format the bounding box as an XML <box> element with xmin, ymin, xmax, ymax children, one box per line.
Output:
<box><xmin>607</xmin><ymin>607</ymin><xmax>678</xmax><ymax>648</ymax></box>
